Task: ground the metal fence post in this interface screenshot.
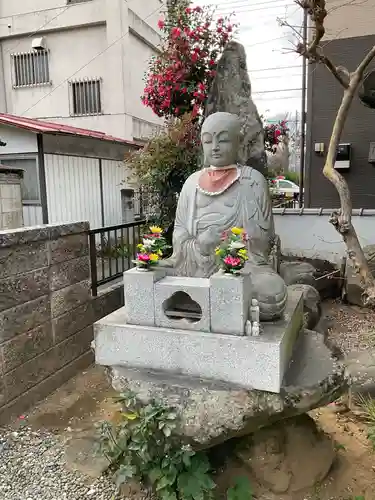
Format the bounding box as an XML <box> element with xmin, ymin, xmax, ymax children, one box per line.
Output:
<box><xmin>89</xmin><ymin>232</ymin><xmax>98</xmax><ymax>297</ymax></box>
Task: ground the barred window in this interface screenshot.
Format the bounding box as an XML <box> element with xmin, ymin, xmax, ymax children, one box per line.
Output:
<box><xmin>70</xmin><ymin>79</ymin><xmax>102</xmax><ymax>116</ymax></box>
<box><xmin>12</xmin><ymin>51</ymin><xmax>50</xmax><ymax>88</ymax></box>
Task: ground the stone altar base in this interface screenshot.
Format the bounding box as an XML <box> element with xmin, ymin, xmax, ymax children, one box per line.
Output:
<box><xmin>94</xmin><ymin>291</ymin><xmax>303</xmax><ymax>393</ymax></box>
<box><xmin>108</xmin><ymin>329</ymin><xmax>348</xmax><ymax>448</ymax></box>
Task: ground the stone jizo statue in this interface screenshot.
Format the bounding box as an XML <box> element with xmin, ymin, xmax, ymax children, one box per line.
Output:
<box><xmin>162</xmin><ymin>112</ymin><xmax>287</xmax><ymax>320</ymax></box>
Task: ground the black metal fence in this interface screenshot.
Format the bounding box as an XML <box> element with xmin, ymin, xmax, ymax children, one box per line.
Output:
<box><xmin>272</xmin><ymin>198</ymin><xmax>300</xmax><ymax>209</ymax></box>
<box><xmin>89</xmin><ymin>219</ymin><xmax>146</xmax><ymax>296</ymax></box>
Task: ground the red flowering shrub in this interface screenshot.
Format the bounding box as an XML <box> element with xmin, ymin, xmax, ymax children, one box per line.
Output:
<box><xmin>263</xmin><ymin>120</ymin><xmax>289</xmax><ymax>153</ymax></box>
<box><xmin>142</xmin><ymin>5</ymin><xmax>236</xmax><ymax>118</ymax></box>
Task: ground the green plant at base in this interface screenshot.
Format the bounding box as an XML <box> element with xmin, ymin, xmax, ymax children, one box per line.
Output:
<box><xmin>97</xmin><ymin>391</ymin><xmax>216</xmax><ymax>500</ymax></box>
<box><xmin>97</xmin><ymin>392</ymin><xmax>253</xmax><ymax>500</ymax></box>
<box><xmin>227</xmin><ymin>477</ymin><xmax>252</xmax><ymax>500</ymax></box>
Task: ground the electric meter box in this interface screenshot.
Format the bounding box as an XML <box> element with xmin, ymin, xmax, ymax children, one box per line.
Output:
<box><xmin>334</xmin><ymin>143</ymin><xmax>351</xmax><ymax>170</ymax></box>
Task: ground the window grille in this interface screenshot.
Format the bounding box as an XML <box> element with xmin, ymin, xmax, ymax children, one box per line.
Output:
<box><xmin>12</xmin><ymin>50</ymin><xmax>50</xmax><ymax>88</ymax></box>
<box><xmin>70</xmin><ymin>78</ymin><xmax>102</xmax><ymax>116</ymax></box>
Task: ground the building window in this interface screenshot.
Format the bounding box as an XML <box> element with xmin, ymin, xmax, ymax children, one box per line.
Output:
<box><xmin>12</xmin><ymin>51</ymin><xmax>50</xmax><ymax>88</ymax></box>
<box><xmin>0</xmin><ymin>157</ymin><xmax>40</xmax><ymax>203</ymax></box>
<box><xmin>70</xmin><ymin>79</ymin><xmax>102</xmax><ymax>116</ymax></box>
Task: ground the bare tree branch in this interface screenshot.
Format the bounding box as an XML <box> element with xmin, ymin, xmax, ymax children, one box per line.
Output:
<box><xmin>279</xmin><ymin>1</ymin><xmax>349</xmax><ymax>87</ymax></box>
<box><xmin>293</xmin><ymin>0</ymin><xmax>375</xmax><ymax>305</ymax></box>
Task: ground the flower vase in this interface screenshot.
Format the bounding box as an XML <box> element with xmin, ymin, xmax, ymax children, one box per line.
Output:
<box><xmin>135</xmin><ymin>264</ymin><xmax>151</xmax><ymax>272</ymax></box>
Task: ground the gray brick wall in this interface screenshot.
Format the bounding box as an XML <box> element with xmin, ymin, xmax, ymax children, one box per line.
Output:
<box><xmin>0</xmin><ymin>222</ymin><xmax>122</xmax><ymax>423</ymax></box>
<box><xmin>306</xmin><ymin>33</ymin><xmax>375</xmax><ymax>208</ymax></box>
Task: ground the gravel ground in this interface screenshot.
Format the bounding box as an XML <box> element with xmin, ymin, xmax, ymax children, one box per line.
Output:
<box><xmin>0</xmin><ymin>426</ymin><xmax>118</xmax><ymax>500</ymax></box>
<box><xmin>324</xmin><ymin>299</ymin><xmax>375</xmax><ymax>355</ymax></box>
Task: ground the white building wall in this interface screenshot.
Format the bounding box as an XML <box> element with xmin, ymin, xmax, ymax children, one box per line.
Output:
<box><xmin>0</xmin><ymin>125</ymin><xmax>37</xmax><ymax>154</ymax></box>
<box><xmin>324</xmin><ymin>0</ymin><xmax>375</xmax><ymax>40</ymax></box>
<box><xmin>0</xmin><ymin>0</ymin><xmax>164</xmax><ymax>140</ymax></box>
<box><xmin>23</xmin><ymin>205</ymin><xmax>43</xmax><ymax>226</ymax></box>
<box><xmin>1</xmin><ymin>25</ymin><xmax>107</xmax><ymax>120</ymax></box>
<box><xmin>44</xmin><ymin>154</ymin><xmax>102</xmax><ymax>228</ymax></box>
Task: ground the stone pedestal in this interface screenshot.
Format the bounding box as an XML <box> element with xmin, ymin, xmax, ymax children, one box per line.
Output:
<box><xmin>94</xmin><ymin>290</ymin><xmax>303</xmax><ymax>393</ymax></box>
<box><xmin>123</xmin><ymin>268</ymin><xmax>166</xmax><ymax>326</ymax></box>
<box><xmin>155</xmin><ymin>276</ymin><xmax>210</xmax><ymax>332</ymax></box>
<box><xmin>210</xmin><ymin>272</ymin><xmax>251</xmax><ymax>336</ymax></box>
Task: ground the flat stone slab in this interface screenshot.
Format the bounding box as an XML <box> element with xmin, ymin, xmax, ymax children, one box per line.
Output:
<box><xmin>109</xmin><ymin>329</ymin><xmax>348</xmax><ymax>448</ymax></box>
<box><xmin>94</xmin><ymin>292</ymin><xmax>303</xmax><ymax>393</ymax></box>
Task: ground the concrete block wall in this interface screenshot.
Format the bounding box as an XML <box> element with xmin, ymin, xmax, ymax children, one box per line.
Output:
<box><xmin>0</xmin><ymin>221</ymin><xmax>96</xmax><ymax>422</ymax></box>
<box><xmin>274</xmin><ymin>210</ymin><xmax>375</xmax><ymax>264</ymax></box>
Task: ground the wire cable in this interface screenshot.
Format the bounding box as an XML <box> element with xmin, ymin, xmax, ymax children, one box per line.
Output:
<box><xmin>6</xmin><ymin>5</ymin><xmax>72</xmax><ymax>55</ymax></box>
<box><xmin>21</xmin><ymin>2</ymin><xmax>163</xmax><ymax>116</ymax></box>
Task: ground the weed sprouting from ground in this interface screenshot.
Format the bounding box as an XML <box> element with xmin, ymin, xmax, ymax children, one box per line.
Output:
<box><xmin>356</xmin><ymin>393</ymin><xmax>375</xmax><ymax>450</ymax></box>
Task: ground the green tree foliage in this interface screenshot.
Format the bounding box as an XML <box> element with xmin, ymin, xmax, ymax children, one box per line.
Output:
<box><xmin>126</xmin><ymin>114</ymin><xmax>201</xmax><ymax>233</ymax></box>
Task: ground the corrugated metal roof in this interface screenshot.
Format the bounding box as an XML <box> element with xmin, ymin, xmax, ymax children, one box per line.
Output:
<box><xmin>0</xmin><ymin>113</ymin><xmax>141</xmax><ymax>147</ymax></box>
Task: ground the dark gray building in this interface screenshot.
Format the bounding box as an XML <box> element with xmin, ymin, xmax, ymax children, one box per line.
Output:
<box><xmin>305</xmin><ymin>0</ymin><xmax>375</xmax><ymax>208</ymax></box>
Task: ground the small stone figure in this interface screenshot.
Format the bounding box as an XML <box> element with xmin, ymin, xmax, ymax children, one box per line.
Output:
<box><xmin>250</xmin><ymin>298</ymin><xmax>260</xmax><ymax>323</ymax></box>
<box><xmin>252</xmin><ymin>321</ymin><xmax>260</xmax><ymax>337</ymax></box>
<box><xmin>245</xmin><ymin>320</ymin><xmax>252</xmax><ymax>336</ymax></box>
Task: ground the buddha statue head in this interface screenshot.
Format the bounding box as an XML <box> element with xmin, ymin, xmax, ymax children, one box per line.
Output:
<box><xmin>201</xmin><ymin>112</ymin><xmax>241</xmax><ymax>168</ymax></box>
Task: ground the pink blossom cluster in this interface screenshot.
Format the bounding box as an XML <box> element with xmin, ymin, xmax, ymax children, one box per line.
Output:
<box><xmin>142</xmin><ymin>6</ymin><xmax>236</xmax><ymax>118</ymax></box>
<box><xmin>264</xmin><ymin>120</ymin><xmax>289</xmax><ymax>153</ymax></box>
<box><xmin>223</xmin><ymin>256</ymin><xmax>241</xmax><ymax>267</ymax></box>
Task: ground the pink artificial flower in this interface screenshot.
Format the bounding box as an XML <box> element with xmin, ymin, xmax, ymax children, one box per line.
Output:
<box><xmin>194</xmin><ymin>6</ymin><xmax>203</xmax><ymax>12</ymax></box>
<box><xmin>223</xmin><ymin>256</ymin><xmax>241</xmax><ymax>267</ymax></box>
<box><xmin>209</xmin><ymin>59</ymin><xmax>216</xmax><ymax>66</ymax></box>
<box><xmin>137</xmin><ymin>253</ymin><xmax>150</xmax><ymax>262</ymax></box>
<box><xmin>158</xmin><ymin>19</ymin><xmax>165</xmax><ymax>29</ymax></box>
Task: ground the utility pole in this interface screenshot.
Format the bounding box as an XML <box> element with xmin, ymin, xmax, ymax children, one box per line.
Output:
<box><xmin>299</xmin><ymin>8</ymin><xmax>308</xmax><ymax>208</ymax></box>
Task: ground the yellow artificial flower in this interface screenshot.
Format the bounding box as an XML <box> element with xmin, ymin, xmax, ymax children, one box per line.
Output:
<box><xmin>215</xmin><ymin>247</ymin><xmax>221</xmax><ymax>256</ymax></box>
<box><xmin>231</xmin><ymin>227</ymin><xmax>244</xmax><ymax>236</ymax></box>
<box><xmin>157</xmin><ymin>250</ymin><xmax>163</xmax><ymax>256</ymax></box>
<box><xmin>150</xmin><ymin>225</ymin><xmax>163</xmax><ymax>234</ymax></box>
<box><xmin>238</xmin><ymin>248</ymin><xmax>249</xmax><ymax>260</ymax></box>
<box><xmin>149</xmin><ymin>253</ymin><xmax>159</xmax><ymax>261</ymax></box>
<box><xmin>137</xmin><ymin>243</ymin><xmax>144</xmax><ymax>250</ymax></box>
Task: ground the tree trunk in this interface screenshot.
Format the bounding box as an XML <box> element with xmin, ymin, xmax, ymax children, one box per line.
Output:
<box><xmin>323</xmin><ymin>82</ymin><xmax>375</xmax><ymax>306</ymax></box>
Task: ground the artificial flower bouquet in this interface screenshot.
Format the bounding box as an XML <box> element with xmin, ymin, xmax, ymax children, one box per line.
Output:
<box><xmin>134</xmin><ymin>226</ymin><xmax>169</xmax><ymax>270</ymax></box>
<box><xmin>215</xmin><ymin>227</ymin><xmax>249</xmax><ymax>275</ymax></box>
